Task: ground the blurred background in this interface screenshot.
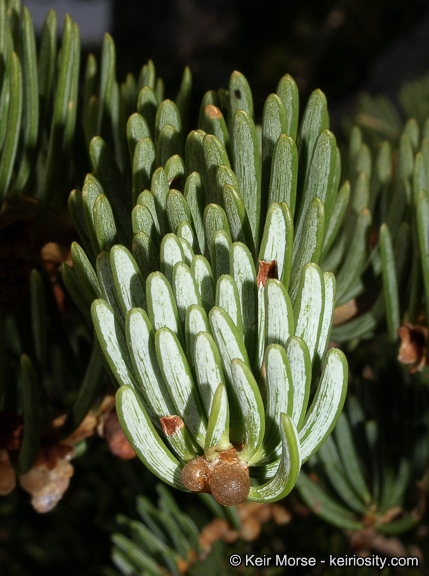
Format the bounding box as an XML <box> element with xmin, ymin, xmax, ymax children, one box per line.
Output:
<box><xmin>3</xmin><ymin>2</ymin><xmax>429</xmax><ymax>575</ymax></box>
<box><xmin>23</xmin><ymin>0</ymin><xmax>429</xmax><ymax>129</ymax></box>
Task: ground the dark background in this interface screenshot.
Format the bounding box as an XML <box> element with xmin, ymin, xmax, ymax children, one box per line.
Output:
<box><xmin>3</xmin><ymin>1</ymin><xmax>429</xmax><ymax>574</ymax></box>
<box><xmin>111</xmin><ymin>0</ymin><xmax>429</xmax><ymax>128</ymax></box>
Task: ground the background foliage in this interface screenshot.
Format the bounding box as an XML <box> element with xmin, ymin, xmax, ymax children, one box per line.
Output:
<box><xmin>1</xmin><ymin>1</ymin><xmax>429</xmax><ymax>575</ymax></box>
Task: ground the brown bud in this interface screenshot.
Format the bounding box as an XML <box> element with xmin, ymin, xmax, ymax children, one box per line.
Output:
<box><xmin>181</xmin><ymin>449</ymin><xmax>250</xmax><ymax>506</ymax></box>
<box><xmin>209</xmin><ymin>460</ymin><xmax>250</xmax><ymax>506</ymax></box>
<box><xmin>181</xmin><ymin>456</ymin><xmax>210</xmax><ymax>493</ymax></box>
<box><xmin>103</xmin><ymin>410</ymin><xmax>136</xmax><ymax>460</ymax></box>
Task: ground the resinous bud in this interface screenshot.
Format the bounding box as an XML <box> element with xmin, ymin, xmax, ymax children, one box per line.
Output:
<box><xmin>181</xmin><ymin>449</ymin><xmax>250</xmax><ymax>506</ymax></box>
<box><xmin>209</xmin><ymin>460</ymin><xmax>250</xmax><ymax>506</ymax></box>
